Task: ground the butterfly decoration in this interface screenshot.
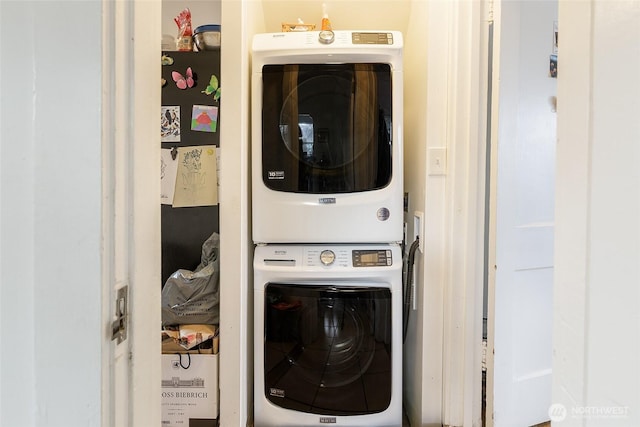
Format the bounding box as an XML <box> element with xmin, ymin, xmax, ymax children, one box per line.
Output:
<box><xmin>201</xmin><ymin>74</ymin><xmax>221</xmax><ymax>101</ymax></box>
<box><xmin>172</xmin><ymin>67</ymin><xmax>195</xmax><ymax>90</ymax></box>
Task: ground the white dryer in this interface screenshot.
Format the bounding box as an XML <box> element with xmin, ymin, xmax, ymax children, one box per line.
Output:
<box><xmin>251</xmin><ymin>31</ymin><xmax>404</xmax><ymax>244</ymax></box>
<box><xmin>253</xmin><ymin>243</ymin><xmax>403</xmax><ymax>427</ymax></box>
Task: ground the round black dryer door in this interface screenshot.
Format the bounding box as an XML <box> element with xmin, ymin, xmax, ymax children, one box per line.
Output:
<box><xmin>261</xmin><ymin>63</ymin><xmax>393</xmax><ymax>194</ymax></box>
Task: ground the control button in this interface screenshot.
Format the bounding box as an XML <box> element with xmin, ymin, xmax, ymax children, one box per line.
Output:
<box><xmin>318</xmin><ymin>30</ymin><xmax>335</xmax><ymax>44</ymax></box>
<box><xmin>320</xmin><ymin>249</ymin><xmax>336</xmax><ymax>266</ymax></box>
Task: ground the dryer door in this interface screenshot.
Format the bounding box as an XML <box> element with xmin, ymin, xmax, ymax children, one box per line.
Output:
<box><xmin>263</xmin><ymin>283</ymin><xmax>392</xmax><ymax>415</ymax></box>
<box><xmin>261</xmin><ymin>63</ymin><xmax>393</xmax><ymax>194</ymax></box>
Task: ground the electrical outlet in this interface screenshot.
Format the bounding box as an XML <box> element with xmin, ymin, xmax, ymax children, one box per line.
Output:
<box><xmin>413</xmin><ymin>211</ymin><xmax>424</xmax><ymax>253</ymax></box>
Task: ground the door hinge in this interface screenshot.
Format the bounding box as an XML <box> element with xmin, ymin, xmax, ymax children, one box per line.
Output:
<box><xmin>111</xmin><ymin>285</ymin><xmax>128</xmax><ymax>344</ymax></box>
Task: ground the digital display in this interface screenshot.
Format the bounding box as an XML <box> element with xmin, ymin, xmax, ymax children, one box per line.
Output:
<box><xmin>352</xmin><ymin>32</ymin><xmax>394</xmax><ymax>45</ymax></box>
<box><xmin>360</xmin><ymin>253</ymin><xmax>379</xmax><ymax>263</ymax></box>
<box><xmin>352</xmin><ymin>249</ymin><xmax>392</xmax><ymax>267</ymax></box>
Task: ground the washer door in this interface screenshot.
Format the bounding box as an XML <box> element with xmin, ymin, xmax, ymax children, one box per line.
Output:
<box><xmin>263</xmin><ymin>283</ymin><xmax>392</xmax><ymax>415</ymax></box>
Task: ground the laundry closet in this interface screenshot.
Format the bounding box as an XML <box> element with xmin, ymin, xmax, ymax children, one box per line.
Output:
<box><xmin>159</xmin><ymin>2</ymin><xmax>447</xmax><ymax>427</ymax></box>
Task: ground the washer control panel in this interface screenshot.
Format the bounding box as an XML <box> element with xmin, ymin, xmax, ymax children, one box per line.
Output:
<box><xmin>258</xmin><ymin>245</ymin><xmax>398</xmax><ymax>269</ymax></box>
<box><xmin>305</xmin><ymin>247</ymin><xmax>393</xmax><ymax>267</ymax></box>
<box><xmin>352</xmin><ymin>249</ymin><xmax>393</xmax><ymax>267</ymax></box>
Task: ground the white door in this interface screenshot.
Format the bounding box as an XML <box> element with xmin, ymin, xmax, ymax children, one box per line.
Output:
<box><xmin>488</xmin><ymin>1</ymin><xmax>557</xmax><ymax>425</ymax></box>
<box><xmin>103</xmin><ymin>1</ymin><xmax>162</xmax><ymax>425</ymax></box>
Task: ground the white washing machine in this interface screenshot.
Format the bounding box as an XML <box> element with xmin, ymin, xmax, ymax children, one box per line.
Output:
<box><xmin>251</xmin><ymin>31</ymin><xmax>404</xmax><ymax>244</ymax></box>
<box><xmin>253</xmin><ymin>244</ymin><xmax>403</xmax><ymax>427</ymax></box>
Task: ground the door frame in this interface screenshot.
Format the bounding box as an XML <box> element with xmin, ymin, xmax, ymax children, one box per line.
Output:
<box><xmin>437</xmin><ymin>0</ymin><xmax>490</xmax><ymax>426</ymax></box>
<box><xmin>103</xmin><ymin>0</ymin><xmax>162</xmax><ymax>425</ymax></box>
<box><xmin>484</xmin><ymin>0</ymin><xmax>501</xmax><ymax>424</ymax></box>
<box><xmin>105</xmin><ymin>1</ymin><xmax>253</xmax><ymax>426</ymax></box>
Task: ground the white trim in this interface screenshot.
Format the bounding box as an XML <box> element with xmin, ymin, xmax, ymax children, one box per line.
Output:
<box><xmin>484</xmin><ymin>0</ymin><xmax>502</xmax><ymax>424</ymax></box>
<box><xmin>552</xmin><ymin>0</ymin><xmax>592</xmax><ymax>413</ymax></box>
<box><xmin>129</xmin><ymin>0</ymin><xmax>163</xmax><ymax>425</ymax></box>
<box><xmin>218</xmin><ymin>1</ymin><xmax>255</xmax><ymax>425</ymax></box>
<box><xmin>103</xmin><ymin>0</ymin><xmax>162</xmax><ymax>425</ymax></box>
<box><xmin>440</xmin><ymin>0</ymin><xmax>488</xmax><ymax>426</ymax></box>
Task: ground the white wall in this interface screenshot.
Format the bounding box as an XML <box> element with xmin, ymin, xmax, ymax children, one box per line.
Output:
<box><xmin>0</xmin><ymin>1</ymin><xmax>103</xmax><ymax>426</ymax></box>
<box><xmin>554</xmin><ymin>0</ymin><xmax>640</xmax><ymax>425</ymax></box>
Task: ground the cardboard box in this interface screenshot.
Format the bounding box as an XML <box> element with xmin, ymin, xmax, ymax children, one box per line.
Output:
<box><xmin>162</xmin><ymin>338</ymin><xmax>214</xmax><ymax>355</ymax></box>
<box><xmin>161</xmin><ymin>353</ymin><xmax>218</xmax><ymax>426</ymax></box>
<box><xmin>161</xmin><ymin>325</ymin><xmax>219</xmax><ymax>355</ymax></box>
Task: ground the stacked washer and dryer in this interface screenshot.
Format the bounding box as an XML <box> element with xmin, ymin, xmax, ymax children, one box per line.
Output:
<box><xmin>251</xmin><ymin>30</ymin><xmax>404</xmax><ymax>427</ymax></box>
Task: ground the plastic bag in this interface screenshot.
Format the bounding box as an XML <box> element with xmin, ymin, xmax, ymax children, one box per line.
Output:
<box><xmin>162</xmin><ymin>232</ymin><xmax>220</xmax><ymax>326</ymax></box>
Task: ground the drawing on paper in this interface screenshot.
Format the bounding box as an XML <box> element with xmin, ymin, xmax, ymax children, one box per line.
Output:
<box><xmin>161</xmin><ymin>106</ymin><xmax>181</xmax><ymax>142</ymax></box>
<box><xmin>191</xmin><ymin>105</ymin><xmax>218</xmax><ymax>133</ymax></box>
<box><xmin>173</xmin><ymin>146</ymin><xmax>218</xmax><ymax>207</ymax></box>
